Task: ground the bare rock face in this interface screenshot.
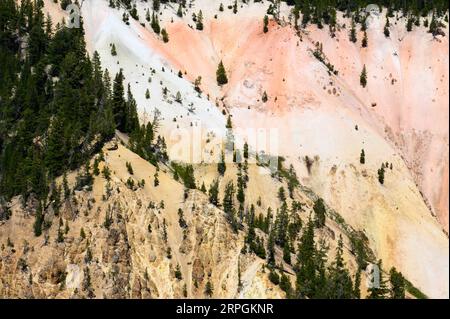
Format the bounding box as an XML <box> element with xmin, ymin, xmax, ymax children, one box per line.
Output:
<box><xmin>0</xmin><ymin>145</ymin><xmax>285</xmax><ymax>299</ymax></box>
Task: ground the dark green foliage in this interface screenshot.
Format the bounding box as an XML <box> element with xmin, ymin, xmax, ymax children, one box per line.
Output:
<box><xmin>280</xmin><ymin>272</ymin><xmax>292</xmax><ymax>296</ymax></box>
<box><xmin>175</xmin><ymin>264</ymin><xmax>182</xmax><ymax>280</ymax></box>
<box><xmin>295</xmin><ymin>219</ymin><xmax>317</xmax><ymax>298</ymax></box>
<box><xmin>208</xmin><ymin>179</ymin><xmax>219</xmax><ymax>206</ymax></box>
<box><xmin>243</xmin><ymin>142</ymin><xmax>249</xmax><ymax>159</ymax></box>
<box><xmin>151</xmin><ymin>11</ymin><xmax>160</xmax><ymax>34</ymax></box>
<box><xmin>223</xmin><ymin>181</ymin><xmax>238</xmax><ymax>232</ymax></box>
<box><xmin>178</xmin><ymin>208</ymin><xmax>187</xmax><ymax>228</ymax></box>
<box><xmin>263</xmin><ymin>15</ymin><xmax>269</xmax><ymax>33</ymax></box>
<box><xmin>389</xmin><ymin>267</ymin><xmax>405</xmax><ymax>299</ymax></box>
<box><xmin>216</xmin><ymin>61</ymin><xmax>228</xmax><ymax>86</ymax></box>
<box><xmin>205</xmin><ymin>280</ymin><xmax>213</xmax><ymax>297</ymax></box>
<box><xmin>196</xmin><ymin>10</ymin><xmax>204</xmax><ymax>30</ymax></box>
<box><xmin>360</xmin><ymin>149</ymin><xmax>365</xmax><ymax>164</ymax></box>
<box><xmin>161</xmin><ymin>28</ymin><xmax>169</xmax><ymax>43</ymax></box>
<box><xmin>153</xmin><ymin>172</ymin><xmax>159</xmax><ymax>187</ymax></box>
<box><xmin>378</xmin><ymin>164</ymin><xmax>385</xmax><ymax>184</ymax></box>
<box><xmin>128</xmin><ymin>112</ymin><xmax>169</xmax><ymax>166</ymax></box>
<box><xmin>126</xmin><ymin>162</ymin><xmax>134</xmax><ymax>175</ymax></box>
<box><xmin>0</xmin><ymin>1</ymin><xmax>117</xmax><ymax>201</ymax></box>
<box><xmin>282</xmin><ymin>0</ymin><xmax>448</xmax><ymax>31</ymax></box>
<box><xmin>384</xmin><ymin>17</ymin><xmax>391</xmax><ymax>37</ymax></box>
<box><xmin>327</xmin><ymin>236</ymin><xmax>354</xmax><ymax>298</ymax></box>
<box><xmin>267</xmin><ymin>224</ymin><xmax>276</xmax><ymax>267</ymax></box>
<box><xmin>33</xmin><ymin>202</ymin><xmax>44</xmax><ymax>237</ymax></box>
<box><xmin>172</xmin><ymin>163</ymin><xmax>196</xmax><ymax>189</ymax></box>
<box><xmin>218</xmin><ymin>151</ymin><xmax>226</xmax><ymax>175</ymax></box>
<box><xmin>362</xmin><ymin>31</ymin><xmax>368</xmax><ymax>48</ymax></box>
<box><xmin>313</xmin><ymin>198</ymin><xmax>326</xmax><ymax>228</ymax></box>
<box><xmin>283</xmin><ymin>241</ymin><xmax>292</xmax><ymax>264</ymax></box>
<box><xmin>269</xmin><ymin>269</ymin><xmax>280</xmax><ymax>285</ymax></box>
<box><xmin>360</xmin><ymin>65</ymin><xmax>367</xmax><ymax>88</ymax></box>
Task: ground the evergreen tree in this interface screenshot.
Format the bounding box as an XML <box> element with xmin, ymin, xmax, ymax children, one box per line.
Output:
<box><xmin>349</xmin><ymin>19</ymin><xmax>357</xmax><ymax>43</ymax></box>
<box><xmin>151</xmin><ymin>12</ymin><xmax>161</xmax><ymax>34</ymax></box>
<box><xmin>153</xmin><ymin>0</ymin><xmax>160</xmax><ymax>11</ymax></box>
<box><xmin>296</xmin><ymin>219</ymin><xmax>317</xmax><ymax>298</ymax></box>
<box><xmin>161</xmin><ymin>28</ymin><xmax>169</xmax><ymax>43</ymax></box>
<box><xmin>378</xmin><ymin>165</ymin><xmax>385</xmax><ymax>184</ymax></box>
<box><xmin>389</xmin><ymin>267</ymin><xmax>405</xmax><ymax>299</ymax></box>
<box><xmin>263</xmin><ymin>15</ymin><xmax>269</xmax><ymax>33</ymax></box>
<box><xmin>327</xmin><ymin>236</ymin><xmax>354</xmax><ymax>299</ymax></box>
<box><xmin>218</xmin><ymin>151</ymin><xmax>226</xmax><ymax>175</ymax></box>
<box><xmin>362</xmin><ymin>31</ymin><xmax>368</xmax><ymax>48</ymax></box>
<box><xmin>384</xmin><ymin>17</ymin><xmax>390</xmax><ymax>37</ymax></box>
<box><xmin>313</xmin><ymin>198</ymin><xmax>326</xmax><ymax>228</ymax></box>
<box><xmin>216</xmin><ymin>61</ymin><xmax>228</xmax><ymax>86</ymax></box>
<box><xmin>223</xmin><ymin>182</ymin><xmax>238</xmax><ymax>232</ymax></box>
<box><xmin>360</xmin><ymin>149</ymin><xmax>365</xmax><ymax>164</ymax></box>
<box><xmin>196</xmin><ymin>10</ymin><xmax>204</xmax><ymax>30</ymax></box>
<box><xmin>205</xmin><ymin>280</ymin><xmax>213</xmax><ymax>297</ymax></box>
<box><xmin>360</xmin><ymin>65</ymin><xmax>367</xmax><ymax>88</ymax></box>
<box><xmin>208</xmin><ymin>179</ymin><xmax>219</xmax><ymax>206</ymax></box>
<box><xmin>112</xmin><ymin>70</ymin><xmax>127</xmax><ymax>131</ymax></box>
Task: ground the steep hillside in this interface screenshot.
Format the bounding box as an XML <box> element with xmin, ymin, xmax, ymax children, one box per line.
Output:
<box><xmin>0</xmin><ymin>141</ymin><xmax>285</xmax><ymax>298</ymax></box>
<box><xmin>1</xmin><ymin>137</ymin><xmax>378</xmax><ymax>298</ymax></box>
<box><xmin>67</xmin><ymin>0</ymin><xmax>448</xmax><ymax>298</ymax></box>
<box><xmin>2</xmin><ymin>0</ymin><xmax>448</xmax><ymax>299</ymax></box>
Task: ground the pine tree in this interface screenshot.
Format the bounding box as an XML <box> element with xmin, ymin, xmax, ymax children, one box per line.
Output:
<box><xmin>161</xmin><ymin>28</ymin><xmax>169</xmax><ymax>43</ymax></box>
<box><xmin>327</xmin><ymin>236</ymin><xmax>354</xmax><ymax>299</ymax></box>
<box><xmin>384</xmin><ymin>17</ymin><xmax>390</xmax><ymax>37</ymax></box>
<box><xmin>218</xmin><ymin>151</ymin><xmax>226</xmax><ymax>175</ymax></box>
<box><xmin>112</xmin><ymin>70</ymin><xmax>127</xmax><ymax>131</ymax></box>
<box><xmin>153</xmin><ymin>0</ymin><xmax>160</xmax><ymax>11</ymax></box>
<box><xmin>208</xmin><ymin>179</ymin><xmax>219</xmax><ymax>206</ymax></box>
<box><xmin>205</xmin><ymin>280</ymin><xmax>213</xmax><ymax>297</ymax></box>
<box><xmin>360</xmin><ymin>149</ymin><xmax>365</xmax><ymax>164</ymax></box>
<box><xmin>151</xmin><ymin>12</ymin><xmax>161</xmax><ymax>34</ymax></box>
<box><xmin>283</xmin><ymin>241</ymin><xmax>291</xmax><ymax>264</ymax></box>
<box><xmin>362</xmin><ymin>31</ymin><xmax>368</xmax><ymax>48</ymax></box>
<box><xmin>378</xmin><ymin>165</ymin><xmax>385</xmax><ymax>184</ymax></box>
<box><xmin>216</xmin><ymin>61</ymin><xmax>228</xmax><ymax>86</ymax></box>
<box><xmin>262</xmin><ymin>91</ymin><xmax>268</xmax><ymax>102</ymax></box>
<box><xmin>360</xmin><ymin>65</ymin><xmax>367</xmax><ymax>88</ymax></box>
<box><xmin>263</xmin><ymin>15</ymin><xmax>269</xmax><ymax>33</ymax></box>
<box><xmin>125</xmin><ymin>84</ymin><xmax>139</xmax><ymax>133</ymax></box>
<box><xmin>243</xmin><ymin>142</ymin><xmax>249</xmax><ymax>159</ymax></box>
<box><xmin>267</xmin><ymin>226</ymin><xmax>276</xmax><ymax>267</ymax></box>
<box><xmin>313</xmin><ymin>198</ymin><xmax>326</xmax><ymax>228</ymax></box>
<box><xmin>33</xmin><ymin>202</ymin><xmax>44</xmax><ymax>237</ymax></box>
<box><xmin>223</xmin><ymin>182</ymin><xmax>238</xmax><ymax>232</ymax></box>
<box><xmin>349</xmin><ymin>19</ymin><xmax>357</xmax><ymax>43</ymax></box>
<box><xmin>296</xmin><ymin>218</ymin><xmax>316</xmax><ymax>298</ymax></box>
<box><xmin>389</xmin><ymin>267</ymin><xmax>405</xmax><ymax>299</ymax></box>
<box><xmin>196</xmin><ymin>10</ymin><xmax>204</xmax><ymax>30</ymax></box>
